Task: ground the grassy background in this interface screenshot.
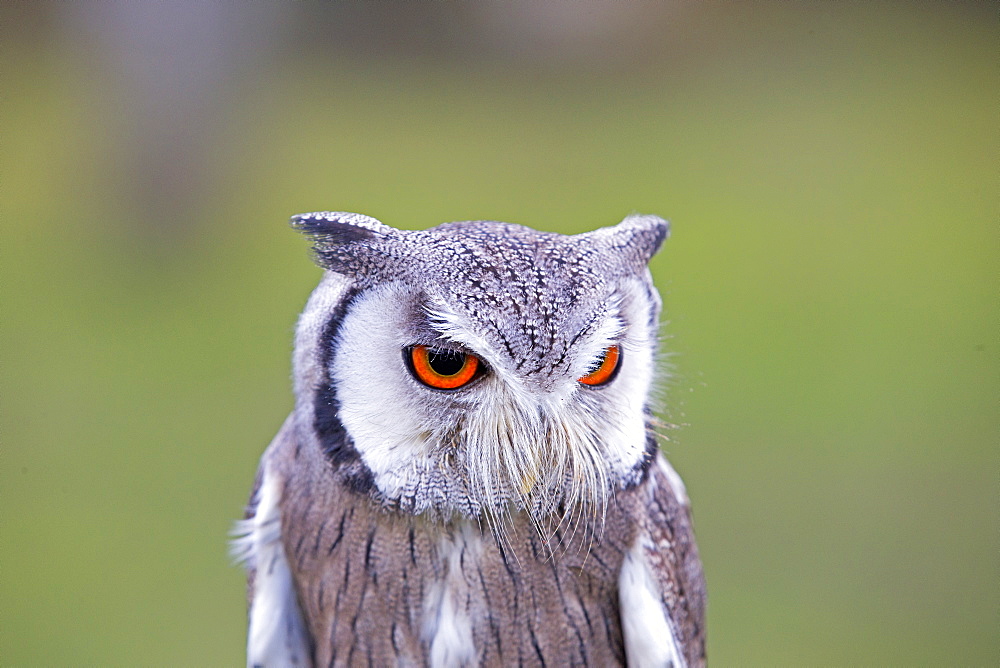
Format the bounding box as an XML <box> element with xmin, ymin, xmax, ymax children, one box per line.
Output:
<box><xmin>3</xmin><ymin>3</ymin><xmax>997</xmax><ymax>665</ymax></box>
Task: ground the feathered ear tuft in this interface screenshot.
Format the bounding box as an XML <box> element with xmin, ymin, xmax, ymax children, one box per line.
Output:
<box><xmin>290</xmin><ymin>211</ymin><xmax>396</xmax><ymax>243</ymax></box>
<box><xmin>583</xmin><ymin>213</ymin><xmax>670</xmax><ymax>267</ymax></box>
<box><xmin>290</xmin><ymin>212</ymin><xmax>401</xmax><ymax>274</ymax></box>
<box><xmin>614</xmin><ymin>213</ymin><xmax>670</xmax><ymax>263</ymax></box>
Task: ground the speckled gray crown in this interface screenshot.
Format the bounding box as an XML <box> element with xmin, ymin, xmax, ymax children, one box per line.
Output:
<box><xmin>290</xmin><ymin>211</ymin><xmax>668</xmax><ymax>280</ymax></box>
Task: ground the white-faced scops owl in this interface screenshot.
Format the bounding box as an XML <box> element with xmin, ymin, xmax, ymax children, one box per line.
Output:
<box><xmin>234</xmin><ymin>212</ymin><xmax>706</xmax><ymax>667</ymax></box>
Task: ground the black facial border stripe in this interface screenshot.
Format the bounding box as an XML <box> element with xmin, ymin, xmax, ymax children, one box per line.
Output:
<box><xmin>313</xmin><ymin>285</ymin><xmax>375</xmax><ymax>494</ymax></box>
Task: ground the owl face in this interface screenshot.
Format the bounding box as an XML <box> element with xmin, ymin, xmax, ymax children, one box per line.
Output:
<box><xmin>291</xmin><ymin>213</ymin><xmax>668</xmax><ymax>525</ymax></box>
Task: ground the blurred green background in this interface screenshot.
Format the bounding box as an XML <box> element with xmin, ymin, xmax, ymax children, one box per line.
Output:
<box><xmin>3</xmin><ymin>2</ymin><xmax>997</xmax><ymax>665</ymax></box>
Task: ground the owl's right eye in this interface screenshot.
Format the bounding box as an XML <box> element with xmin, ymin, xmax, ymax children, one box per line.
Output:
<box><xmin>578</xmin><ymin>344</ymin><xmax>622</xmax><ymax>386</ymax></box>
<box><xmin>406</xmin><ymin>345</ymin><xmax>482</xmax><ymax>390</ymax></box>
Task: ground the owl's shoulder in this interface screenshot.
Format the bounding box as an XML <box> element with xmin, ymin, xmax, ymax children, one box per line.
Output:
<box><xmin>233</xmin><ymin>414</ymin><xmax>313</xmax><ymax>667</ymax></box>
<box><xmin>617</xmin><ymin>452</ymin><xmax>707</xmax><ymax>667</ymax></box>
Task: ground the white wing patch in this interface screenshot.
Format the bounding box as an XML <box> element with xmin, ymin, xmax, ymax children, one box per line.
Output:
<box><xmin>618</xmin><ymin>536</ymin><xmax>685</xmax><ymax>668</ymax></box>
<box><xmin>232</xmin><ymin>463</ymin><xmax>312</xmax><ymax>668</ymax></box>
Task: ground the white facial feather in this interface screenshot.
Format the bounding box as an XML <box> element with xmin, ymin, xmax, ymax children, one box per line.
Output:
<box><xmin>326</xmin><ymin>275</ymin><xmax>658</xmax><ymax>532</ymax></box>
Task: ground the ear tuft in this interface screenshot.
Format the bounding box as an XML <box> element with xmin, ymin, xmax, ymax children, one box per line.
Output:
<box><xmin>290</xmin><ymin>212</ymin><xmax>395</xmax><ymax>243</ymax></box>
<box><xmin>584</xmin><ymin>213</ymin><xmax>670</xmax><ymax>266</ymax></box>
<box><xmin>614</xmin><ymin>213</ymin><xmax>670</xmax><ymax>263</ymax></box>
<box><xmin>289</xmin><ymin>212</ymin><xmax>403</xmax><ymax>274</ymax></box>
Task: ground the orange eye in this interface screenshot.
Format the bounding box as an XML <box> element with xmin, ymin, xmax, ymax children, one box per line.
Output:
<box><xmin>578</xmin><ymin>345</ymin><xmax>621</xmax><ymax>386</ymax></box>
<box><xmin>407</xmin><ymin>345</ymin><xmax>481</xmax><ymax>390</ymax></box>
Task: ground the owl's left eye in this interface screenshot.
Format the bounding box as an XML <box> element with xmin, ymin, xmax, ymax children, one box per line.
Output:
<box><xmin>578</xmin><ymin>345</ymin><xmax>622</xmax><ymax>386</ymax></box>
<box><xmin>406</xmin><ymin>345</ymin><xmax>482</xmax><ymax>390</ymax></box>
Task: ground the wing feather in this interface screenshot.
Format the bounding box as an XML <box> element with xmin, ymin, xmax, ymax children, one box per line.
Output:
<box><xmin>620</xmin><ymin>453</ymin><xmax>706</xmax><ymax>667</ymax></box>
<box><xmin>234</xmin><ymin>414</ymin><xmax>314</xmax><ymax>668</ymax></box>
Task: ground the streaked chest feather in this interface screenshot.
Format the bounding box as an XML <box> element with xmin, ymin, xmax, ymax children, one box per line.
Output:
<box><xmin>281</xmin><ymin>481</ymin><xmax>633</xmax><ymax>667</ymax></box>
<box><xmin>240</xmin><ymin>443</ymin><xmax>704</xmax><ymax>667</ymax></box>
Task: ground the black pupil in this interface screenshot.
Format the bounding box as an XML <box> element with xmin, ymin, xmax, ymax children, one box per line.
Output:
<box><xmin>427</xmin><ymin>349</ymin><xmax>466</xmax><ymax>376</ymax></box>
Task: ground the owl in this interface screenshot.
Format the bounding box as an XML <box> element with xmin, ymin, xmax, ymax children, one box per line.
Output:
<box><xmin>234</xmin><ymin>212</ymin><xmax>706</xmax><ymax>667</ymax></box>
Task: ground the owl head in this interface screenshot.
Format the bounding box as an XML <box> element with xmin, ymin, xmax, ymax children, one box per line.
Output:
<box><xmin>289</xmin><ymin>212</ymin><xmax>668</xmax><ymax>531</ymax></box>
